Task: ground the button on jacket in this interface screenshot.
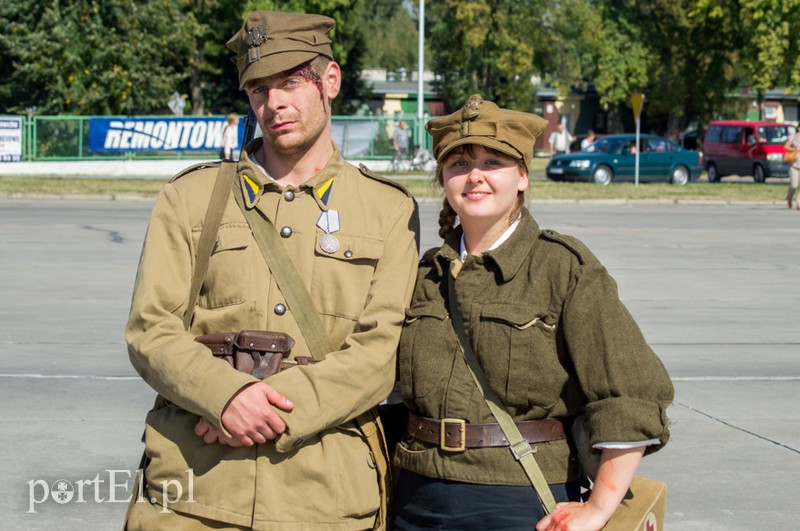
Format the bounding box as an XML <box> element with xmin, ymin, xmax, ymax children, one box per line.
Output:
<box><xmin>126</xmin><ymin>140</ymin><xmax>419</xmax><ymax>529</ymax></box>
<box><xmin>394</xmin><ymin>209</ymin><xmax>673</xmax><ymax>486</ymax></box>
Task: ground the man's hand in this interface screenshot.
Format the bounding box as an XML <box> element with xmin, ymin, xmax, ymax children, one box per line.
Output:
<box><xmin>194</xmin><ymin>418</ymin><xmax>242</xmax><ymax>447</ymax></box>
<box><xmin>205</xmin><ymin>382</ymin><xmax>294</xmax><ymax>446</ymax></box>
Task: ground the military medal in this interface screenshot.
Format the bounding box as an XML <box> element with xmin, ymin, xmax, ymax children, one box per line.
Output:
<box><xmin>320</xmin><ymin>234</ymin><xmax>340</xmax><ymax>253</ymax></box>
<box><xmin>317</xmin><ymin>210</ymin><xmax>341</xmax><ymax>254</ymax></box>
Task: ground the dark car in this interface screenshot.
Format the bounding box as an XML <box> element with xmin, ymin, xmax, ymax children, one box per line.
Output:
<box><xmin>546</xmin><ymin>134</ymin><xmax>703</xmax><ymax>185</ymax></box>
<box><xmin>681</xmin><ymin>130</ymin><xmax>701</xmax><ymax>151</ymax></box>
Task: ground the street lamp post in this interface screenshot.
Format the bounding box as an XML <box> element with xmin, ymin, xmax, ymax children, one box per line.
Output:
<box><xmin>417</xmin><ymin>0</ymin><xmax>425</xmax><ymax>151</ymax></box>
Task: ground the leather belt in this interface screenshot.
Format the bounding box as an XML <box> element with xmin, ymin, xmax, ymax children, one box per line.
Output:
<box><xmin>407</xmin><ymin>413</ymin><xmax>566</xmax><ymax>453</ymax></box>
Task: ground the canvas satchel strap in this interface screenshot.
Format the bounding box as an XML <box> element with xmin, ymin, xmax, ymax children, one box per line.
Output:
<box><xmin>231</xmin><ymin>173</ymin><xmax>390</xmax><ymax>530</ymax></box>
<box><xmin>231</xmin><ymin>178</ymin><xmax>333</xmax><ymax>359</ymax></box>
<box><xmin>447</xmin><ymin>268</ymin><xmax>558</xmax><ymax>513</ymax></box>
<box><xmin>183</xmin><ymin>161</ymin><xmax>238</xmax><ymax>331</ymax></box>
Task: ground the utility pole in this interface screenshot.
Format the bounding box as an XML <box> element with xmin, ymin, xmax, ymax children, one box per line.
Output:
<box><xmin>417</xmin><ymin>0</ymin><xmax>425</xmax><ymax>150</ymax></box>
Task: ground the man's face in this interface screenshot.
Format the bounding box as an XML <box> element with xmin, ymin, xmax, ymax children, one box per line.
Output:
<box><xmin>245</xmin><ymin>61</ymin><xmax>341</xmax><ymax>156</ymax></box>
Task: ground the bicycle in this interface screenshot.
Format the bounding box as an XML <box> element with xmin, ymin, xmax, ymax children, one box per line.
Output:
<box><xmin>409</xmin><ymin>146</ymin><xmax>435</xmax><ymax>172</ymax></box>
<box><xmin>389</xmin><ymin>148</ymin><xmax>410</xmax><ymax>172</ymax></box>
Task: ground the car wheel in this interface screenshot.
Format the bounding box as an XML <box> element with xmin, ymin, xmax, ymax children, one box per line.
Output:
<box><xmin>706</xmin><ymin>163</ymin><xmax>719</xmax><ymax>183</ymax></box>
<box><xmin>670</xmin><ymin>165</ymin><xmax>689</xmax><ymax>186</ymax></box>
<box><xmin>592</xmin><ymin>165</ymin><xmax>613</xmax><ymax>186</ymax></box>
<box><xmin>753</xmin><ymin>164</ymin><xmax>765</xmax><ymax>183</ymax></box>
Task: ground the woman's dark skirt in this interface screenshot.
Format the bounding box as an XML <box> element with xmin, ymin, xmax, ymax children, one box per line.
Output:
<box><xmin>392</xmin><ymin>470</ymin><xmax>582</xmax><ymax>531</ymax></box>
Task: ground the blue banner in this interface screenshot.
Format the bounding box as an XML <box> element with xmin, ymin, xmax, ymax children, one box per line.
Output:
<box><xmin>88</xmin><ymin>117</ymin><xmax>243</xmax><ymax>153</ymax></box>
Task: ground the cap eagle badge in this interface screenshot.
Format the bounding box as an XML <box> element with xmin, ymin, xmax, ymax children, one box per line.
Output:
<box><xmin>246</xmin><ymin>25</ymin><xmax>268</xmax><ymax>48</ymax></box>
<box><xmin>462</xmin><ymin>94</ymin><xmax>484</xmax><ymax>120</ymax></box>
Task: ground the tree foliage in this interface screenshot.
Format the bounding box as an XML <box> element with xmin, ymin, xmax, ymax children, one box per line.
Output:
<box><xmin>0</xmin><ymin>0</ymin><xmax>372</xmax><ymax>116</ymax></box>
<box><xmin>688</xmin><ymin>0</ymin><xmax>800</xmax><ymax>120</ymax></box>
<box><xmin>2</xmin><ymin>0</ymin><xmax>800</xmax><ymax>132</ymax></box>
<box><xmin>359</xmin><ymin>0</ymin><xmax>420</xmax><ymax>72</ymax></box>
<box><xmin>0</xmin><ymin>0</ymin><xmax>201</xmax><ymax>115</ymax></box>
<box><xmin>427</xmin><ymin>0</ymin><xmax>540</xmax><ymax>113</ymax></box>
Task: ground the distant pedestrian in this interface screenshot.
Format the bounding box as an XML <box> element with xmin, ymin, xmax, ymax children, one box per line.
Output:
<box><xmin>581</xmin><ymin>129</ymin><xmax>597</xmax><ymax>150</ymax></box>
<box><xmin>548</xmin><ymin>122</ymin><xmax>573</xmax><ymax>157</ymax></box>
<box><xmin>393</xmin><ymin>120</ymin><xmax>410</xmax><ymax>159</ymax></box>
<box><xmin>784</xmin><ymin>129</ymin><xmax>800</xmax><ymax>209</ymax></box>
<box><xmin>220</xmin><ymin>112</ymin><xmax>239</xmax><ymax>160</ymax></box>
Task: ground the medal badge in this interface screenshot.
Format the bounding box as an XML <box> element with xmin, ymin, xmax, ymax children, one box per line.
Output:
<box><xmin>320</xmin><ymin>233</ymin><xmax>340</xmax><ymax>254</ymax></box>
<box><xmin>315</xmin><ymin>178</ymin><xmax>340</xmax><ymax>254</ymax></box>
<box><xmin>317</xmin><ymin>210</ymin><xmax>341</xmax><ymax>254</ymax></box>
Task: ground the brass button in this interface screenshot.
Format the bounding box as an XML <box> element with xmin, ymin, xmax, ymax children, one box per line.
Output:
<box><xmin>284</xmin><ymin>190</ymin><xmax>295</xmax><ymax>201</ymax></box>
<box><xmin>280</xmin><ymin>226</ymin><xmax>292</xmax><ymax>238</ymax></box>
<box><xmin>274</xmin><ymin>304</ymin><xmax>286</xmax><ymax>315</ymax></box>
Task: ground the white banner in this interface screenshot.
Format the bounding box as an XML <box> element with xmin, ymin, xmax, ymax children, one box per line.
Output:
<box><xmin>0</xmin><ymin>117</ymin><xmax>23</xmax><ymax>162</ymax></box>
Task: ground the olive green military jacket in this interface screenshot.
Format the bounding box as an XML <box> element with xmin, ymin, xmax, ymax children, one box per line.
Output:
<box><xmin>126</xmin><ymin>142</ymin><xmax>419</xmax><ymax>529</ymax></box>
<box><xmin>394</xmin><ymin>209</ymin><xmax>673</xmax><ymax>486</ymax></box>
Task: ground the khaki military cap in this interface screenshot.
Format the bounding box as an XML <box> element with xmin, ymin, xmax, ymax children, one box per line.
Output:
<box><xmin>227</xmin><ymin>11</ymin><xmax>335</xmax><ymax>90</ymax></box>
<box><xmin>426</xmin><ymin>94</ymin><xmax>548</xmax><ymax>170</ymax></box>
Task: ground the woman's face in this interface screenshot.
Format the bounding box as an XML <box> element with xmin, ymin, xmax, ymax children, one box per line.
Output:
<box><xmin>440</xmin><ymin>144</ymin><xmax>528</xmax><ymax>231</ymax></box>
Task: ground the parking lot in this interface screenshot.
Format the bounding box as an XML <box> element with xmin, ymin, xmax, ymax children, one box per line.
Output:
<box><xmin>0</xmin><ymin>198</ymin><xmax>798</xmax><ymax>530</ymax></box>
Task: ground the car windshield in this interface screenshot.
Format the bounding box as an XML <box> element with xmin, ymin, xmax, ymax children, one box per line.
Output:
<box><xmin>758</xmin><ymin>125</ymin><xmax>797</xmax><ymax>144</ymax></box>
<box><xmin>586</xmin><ymin>137</ymin><xmax>624</xmax><ymax>154</ymax></box>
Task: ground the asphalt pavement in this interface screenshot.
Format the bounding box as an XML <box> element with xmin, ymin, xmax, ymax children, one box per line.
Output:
<box><xmin>0</xmin><ymin>198</ymin><xmax>798</xmax><ymax>530</ymax></box>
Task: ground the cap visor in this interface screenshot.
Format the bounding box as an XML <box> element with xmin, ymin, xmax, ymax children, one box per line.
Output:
<box><xmin>437</xmin><ymin>137</ymin><xmax>523</xmax><ymax>164</ymax></box>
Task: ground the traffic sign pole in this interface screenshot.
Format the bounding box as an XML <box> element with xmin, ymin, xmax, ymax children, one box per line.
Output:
<box><xmin>635</xmin><ymin>118</ymin><xmax>641</xmax><ymax>186</ymax></box>
<box><xmin>631</xmin><ymin>93</ymin><xmax>644</xmax><ymax>187</ymax></box>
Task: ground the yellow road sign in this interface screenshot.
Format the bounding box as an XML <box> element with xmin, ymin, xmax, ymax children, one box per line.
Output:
<box><xmin>631</xmin><ymin>93</ymin><xmax>645</xmax><ymax>119</ymax></box>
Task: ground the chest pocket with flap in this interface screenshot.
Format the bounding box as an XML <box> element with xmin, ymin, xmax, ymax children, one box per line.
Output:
<box><xmin>311</xmin><ymin>231</ymin><xmax>384</xmax><ymax>321</ymax></box>
<box><xmin>197</xmin><ymin>225</ymin><xmax>252</xmax><ymax>309</ymax></box>
<box><xmin>476</xmin><ymin>302</ymin><xmax>561</xmax><ymax>412</ymax></box>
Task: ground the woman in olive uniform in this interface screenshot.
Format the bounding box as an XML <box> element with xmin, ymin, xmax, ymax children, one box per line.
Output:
<box><xmin>392</xmin><ymin>95</ymin><xmax>674</xmax><ymax>531</ymax></box>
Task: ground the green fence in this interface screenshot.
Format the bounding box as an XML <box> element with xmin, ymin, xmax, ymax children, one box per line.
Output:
<box><xmin>13</xmin><ymin>114</ymin><xmax>432</xmax><ymax>162</ymax></box>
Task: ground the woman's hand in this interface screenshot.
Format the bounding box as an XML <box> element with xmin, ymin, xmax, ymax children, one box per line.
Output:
<box><xmin>535</xmin><ymin>500</ymin><xmax>610</xmax><ymax>531</ymax></box>
<box><xmin>536</xmin><ymin>446</ymin><xmax>646</xmax><ymax>531</ymax></box>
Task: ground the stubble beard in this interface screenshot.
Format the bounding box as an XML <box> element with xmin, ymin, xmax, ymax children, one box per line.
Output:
<box><xmin>262</xmin><ymin>110</ymin><xmax>329</xmax><ymax>158</ymax></box>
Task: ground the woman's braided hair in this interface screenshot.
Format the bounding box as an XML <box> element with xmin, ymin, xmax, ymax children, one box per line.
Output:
<box><xmin>437</xmin><ymin>198</ymin><xmax>458</xmax><ymax>240</ymax></box>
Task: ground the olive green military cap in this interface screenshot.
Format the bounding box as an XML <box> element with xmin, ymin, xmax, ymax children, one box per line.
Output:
<box><xmin>227</xmin><ymin>11</ymin><xmax>335</xmax><ymax>90</ymax></box>
<box><xmin>426</xmin><ymin>94</ymin><xmax>548</xmax><ymax>170</ymax></box>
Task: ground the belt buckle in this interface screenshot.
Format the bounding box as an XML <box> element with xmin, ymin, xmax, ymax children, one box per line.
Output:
<box><xmin>439</xmin><ymin>418</ymin><xmax>466</xmax><ymax>452</ymax></box>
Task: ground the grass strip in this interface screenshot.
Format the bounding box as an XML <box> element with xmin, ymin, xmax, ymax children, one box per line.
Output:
<box><xmin>0</xmin><ymin>173</ymin><xmax>789</xmax><ymax>203</ymax></box>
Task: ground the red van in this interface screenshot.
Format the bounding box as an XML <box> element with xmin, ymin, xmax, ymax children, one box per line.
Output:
<box><xmin>703</xmin><ymin>120</ymin><xmax>796</xmax><ymax>183</ymax></box>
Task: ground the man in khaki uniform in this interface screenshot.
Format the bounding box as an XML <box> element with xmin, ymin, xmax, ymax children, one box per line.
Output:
<box><xmin>125</xmin><ymin>11</ymin><xmax>419</xmax><ymax>530</ymax></box>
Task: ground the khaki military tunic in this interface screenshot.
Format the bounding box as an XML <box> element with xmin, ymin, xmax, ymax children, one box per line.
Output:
<box><xmin>394</xmin><ymin>209</ymin><xmax>673</xmax><ymax>486</ymax></box>
<box><xmin>126</xmin><ymin>141</ymin><xmax>419</xmax><ymax>529</ymax></box>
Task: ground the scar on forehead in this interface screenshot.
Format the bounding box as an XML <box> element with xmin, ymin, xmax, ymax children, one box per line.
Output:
<box><xmin>287</xmin><ymin>64</ymin><xmax>324</xmax><ymax>102</ymax></box>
